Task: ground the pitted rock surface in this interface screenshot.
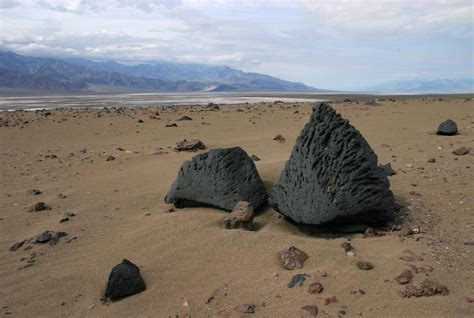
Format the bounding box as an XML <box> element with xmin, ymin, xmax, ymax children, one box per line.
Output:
<box><xmin>165</xmin><ymin>147</ymin><xmax>267</xmax><ymax>211</ymax></box>
<box><xmin>270</xmin><ymin>103</ymin><xmax>394</xmax><ymax>224</ymax></box>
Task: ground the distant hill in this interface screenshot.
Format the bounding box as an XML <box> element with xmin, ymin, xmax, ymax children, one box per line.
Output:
<box><xmin>366</xmin><ymin>78</ymin><xmax>474</xmax><ymax>93</ymax></box>
<box><xmin>0</xmin><ymin>68</ymin><xmax>87</xmax><ymax>91</ymax></box>
<box><xmin>62</xmin><ymin>57</ymin><xmax>316</xmax><ymax>92</ymax></box>
<box><xmin>0</xmin><ymin>50</ymin><xmax>318</xmax><ymax>92</ymax></box>
<box><xmin>0</xmin><ymin>51</ymin><xmax>208</xmax><ymax>92</ymax></box>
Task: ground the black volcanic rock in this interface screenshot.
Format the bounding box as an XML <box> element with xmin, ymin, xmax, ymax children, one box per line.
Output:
<box><xmin>105</xmin><ymin>259</ymin><xmax>146</xmax><ymax>300</ymax></box>
<box><xmin>436</xmin><ymin>119</ymin><xmax>458</xmax><ymax>136</ymax></box>
<box><xmin>270</xmin><ymin>103</ymin><xmax>394</xmax><ymax>225</ymax></box>
<box><xmin>165</xmin><ymin>147</ymin><xmax>267</xmax><ymax>210</ymax></box>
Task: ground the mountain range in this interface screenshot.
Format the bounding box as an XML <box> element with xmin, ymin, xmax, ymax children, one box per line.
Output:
<box><xmin>0</xmin><ymin>51</ymin><xmax>317</xmax><ymax>93</ymax></box>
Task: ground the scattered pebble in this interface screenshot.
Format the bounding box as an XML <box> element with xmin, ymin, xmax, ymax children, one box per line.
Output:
<box><xmin>279</xmin><ymin>246</ymin><xmax>309</xmax><ymax>270</ymax></box>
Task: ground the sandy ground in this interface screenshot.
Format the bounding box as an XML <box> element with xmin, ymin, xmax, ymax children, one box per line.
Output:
<box><xmin>0</xmin><ymin>97</ymin><xmax>473</xmax><ymax>317</ymax></box>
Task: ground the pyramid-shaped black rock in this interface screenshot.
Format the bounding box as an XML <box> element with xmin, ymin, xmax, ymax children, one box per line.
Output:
<box><xmin>270</xmin><ymin>103</ymin><xmax>394</xmax><ymax>225</ymax></box>
<box><xmin>105</xmin><ymin>259</ymin><xmax>146</xmax><ymax>300</ymax></box>
<box><xmin>165</xmin><ymin>147</ymin><xmax>267</xmax><ymax>210</ymax></box>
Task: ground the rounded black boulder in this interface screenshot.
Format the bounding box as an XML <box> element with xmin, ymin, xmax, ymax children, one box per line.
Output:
<box><xmin>104</xmin><ymin>259</ymin><xmax>146</xmax><ymax>300</ymax></box>
<box><xmin>436</xmin><ymin>119</ymin><xmax>458</xmax><ymax>136</ymax></box>
<box><xmin>270</xmin><ymin>103</ymin><xmax>394</xmax><ymax>225</ymax></box>
<box><xmin>165</xmin><ymin>147</ymin><xmax>267</xmax><ymax>210</ymax></box>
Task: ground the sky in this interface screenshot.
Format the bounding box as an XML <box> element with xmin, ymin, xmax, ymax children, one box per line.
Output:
<box><xmin>0</xmin><ymin>0</ymin><xmax>473</xmax><ymax>90</ymax></box>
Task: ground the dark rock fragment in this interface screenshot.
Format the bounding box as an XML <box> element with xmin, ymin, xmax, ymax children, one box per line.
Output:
<box><xmin>279</xmin><ymin>246</ymin><xmax>309</xmax><ymax>270</ymax></box>
<box><xmin>234</xmin><ymin>304</ymin><xmax>255</xmax><ymax>314</ymax></box>
<box><xmin>28</xmin><ymin>202</ymin><xmax>51</xmax><ymax>212</ymax></box>
<box><xmin>452</xmin><ymin>146</ymin><xmax>469</xmax><ymax>156</ymax></box>
<box><xmin>436</xmin><ymin>119</ymin><xmax>458</xmax><ymax>136</ymax></box>
<box><xmin>301</xmin><ymin>305</ymin><xmax>319</xmax><ymax>317</ymax></box>
<box><xmin>273</xmin><ymin>134</ymin><xmax>286</xmax><ymax>143</ymax></box>
<box><xmin>175</xmin><ymin>139</ymin><xmax>206</xmax><ymax>152</ymax></box>
<box><xmin>26</xmin><ymin>189</ymin><xmax>41</xmax><ymax>195</ymax></box>
<box><xmin>356</xmin><ymin>261</ymin><xmax>374</xmax><ymax>270</ymax></box>
<box><xmin>176</xmin><ymin>115</ymin><xmax>192</xmax><ymax>121</ymax></box>
<box><xmin>223</xmin><ymin>201</ymin><xmax>255</xmax><ymax>230</ymax></box>
<box><xmin>270</xmin><ymin>103</ymin><xmax>394</xmax><ymax>225</ymax></box>
<box><xmin>288</xmin><ymin>273</ymin><xmax>309</xmax><ymax>288</ymax></box>
<box><xmin>106</xmin><ymin>155</ymin><xmax>115</xmax><ymax>161</ymax></box>
<box><xmin>165</xmin><ymin>147</ymin><xmax>267</xmax><ymax>210</ymax></box>
<box><xmin>104</xmin><ymin>259</ymin><xmax>146</xmax><ymax>300</ymax></box>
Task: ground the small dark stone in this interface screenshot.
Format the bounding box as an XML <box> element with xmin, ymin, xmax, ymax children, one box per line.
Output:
<box><xmin>166</xmin><ymin>123</ymin><xmax>177</xmax><ymax>127</ymax></box>
<box><xmin>165</xmin><ymin>147</ymin><xmax>267</xmax><ymax>211</ymax></box>
<box><xmin>104</xmin><ymin>259</ymin><xmax>146</xmax><ymax>300</ymax></box>
<box><xmin>436</xmin><ymin>119</ymin><xmax>458</xmax><ymax>136</ymax></box>
<box><xmin>301</xmin><ymin>305</ymin><xmax>319</xmax><ymax>317</ymax></box>
<box><xmin>288</xmin><ymin>273</ymin><xmax>309</xmax><ymax>288</ymax></box>
<box><xmin>175</xmin><ymin>139</ymin><xmax>206</xmax><ymax>152</ymax></box>
<box><xmin>234</xmin><ymin>304</ymin><xmax>255</xmax><ymax>314</ymax></box>
<box><xmin>59</xmin><ymin>217</ymin><xmax>70</xmax><ymax>223</ymax></box>
<box><xmin>106</xmin><ymin>155</ymin><xmax>115</xmax><ymax>161</ymax></box>
<box><xmin>273</xmin><ymin>134</ymin><xmax>286</xmax><ymax>143</ymax></box>
<box><xmin>26</xmin><ymin>189</ymin><xmax>41</xmax><ymax>195</ymax></box>
<box><xmin>9</xmin><ymin>240</ymin><xmax>25</xmax><ymax>252</ymax></box>
<box><xmin>250</xmin><ymin>154</ymin><xmax>261</xmax><ymax>161</ymax></box>
<box><xmin>57</xmin><ymin>193</ymin><xmax>66</xmax><ymax>199</ymax></box>
<box><xmin>176</xmin><ymin>115</ymin><xmax>192</xmax><ymax>121</ymax></box>
<box><xmin>28</xmin><ymin>202</ymin><xmax>51</xmax><ymax>212</ymax></box>
<box><xmin>137</xmin><ymin>119</ymin><xmax>144</xmax><ymax>123</ymax></box>
<box><xmin>35</xmin><ymin>231</ymin><xmax>53</xmax><ymax>243</ymax></box>
<box><xmin>356</xmin><ymin>261</ymin><xmax>374</xmax><ymax>270</ymax></box>
<box><xmin>452</xmin><ymin>147</ymin><xmax>469</xmax><ymax>156</ymax></box>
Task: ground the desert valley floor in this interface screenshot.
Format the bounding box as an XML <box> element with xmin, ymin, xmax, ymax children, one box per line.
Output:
<box><xmin>0</xmin><ymin>96</ymin><xmax>473</xmax><ymax>317</ymax></box>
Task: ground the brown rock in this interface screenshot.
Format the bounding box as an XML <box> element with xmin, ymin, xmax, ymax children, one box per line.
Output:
<box><xmin>301</xmin><ymin>305</ymin><xmax>319</xmax><ymax>317</ymax></box>
<box><xmin>279</xmin><ymin>246</ymin><xmax>309</xmax><ymax>270</ymax></box>
<box><xmin>323</xmin><ymin>296</ymin><xmax>337</xmax><ymax>305</ymax></box>
<box><xmin>400</xmin><ymin>279</ymin><xmax>449</xmax><ymax>298</ymax></box>
<box><xmin>223</xmin><ymin>201</ymin><xmax>255</xmax><ymax>230</ymax></box>
<box><xmin>308</xmin><ymin>282</ymin><xmax>323</xmax><ymax>294</ymax></box>
<box><xmin>273</xmin><ymin>134</ymin><xmax>286</xmax><ymax>143</ymax></box>
<box><xmin>395</xmin><ymin>270</ymin><xmax>414</xmax><ymax>285</ymax></box>
<box><xmin>356</xmin><ymin>261</ymin><xmax>374</xmax><ymax>270</ymax></box>
<box><xmin>452</xmin><ymin>146</ymin><xmax>469</xmax><ymax>156</ymax></box>
<box><xmin>175</xmin><ymin>139</ymin><xmax>206</xmax><ymax>152</ymax></box>
<box><xmin>341</xmin><ymin>241</ymin><xmax>353</xmax><ymax>252</ymax></box>
<box><xmin>234</xmin><ymin>304</ymin><xmax>255</xmax><ymax>314</ymax></box>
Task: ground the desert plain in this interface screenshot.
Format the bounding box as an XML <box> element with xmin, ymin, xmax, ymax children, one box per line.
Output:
<box><xmin>0</xmin><ymin>95</ymin><xmax>473</xmax><ymax>317</ymax></box>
